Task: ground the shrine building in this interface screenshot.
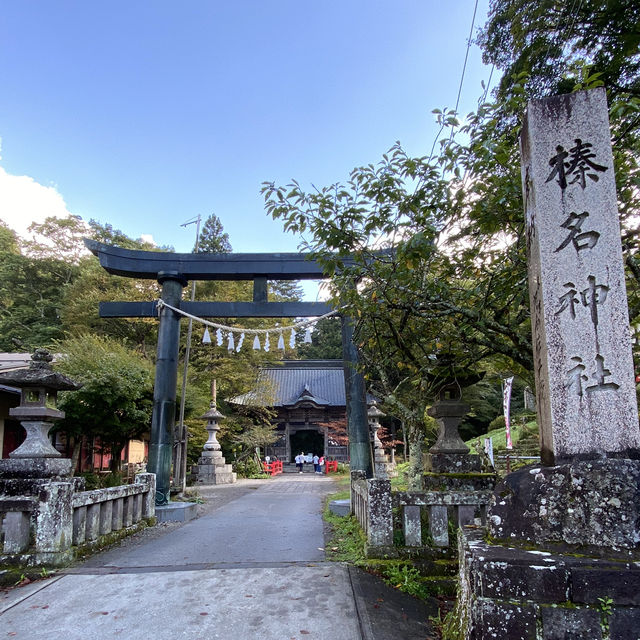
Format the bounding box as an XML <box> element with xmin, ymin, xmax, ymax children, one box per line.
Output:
<box><xmin>230</xmin><ymin>360</ymin><xmax>358</xmax><ymax>462</ymax></box>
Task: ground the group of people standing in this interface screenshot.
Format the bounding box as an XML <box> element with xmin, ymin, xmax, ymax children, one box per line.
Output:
<box><xmin>294</xmin><ymin>452</ymin><xmax>325</xmax><ymax>474</ymax></box>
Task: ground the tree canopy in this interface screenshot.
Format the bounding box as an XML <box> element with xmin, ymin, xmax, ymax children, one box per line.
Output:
<box><xmin>264</xmin><ymin>1</ymin><xmax>640</xmax><ymax>454</ymax></box>
<box><xmin>54</xmin><ymin>334</ymin><xmax>154</xmax><ymax>471</ymax></box>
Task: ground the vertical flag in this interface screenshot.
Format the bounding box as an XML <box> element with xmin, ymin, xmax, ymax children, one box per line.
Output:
<box><xmin>503</xmin><ymin>376</ymin><xmax>514</xmax><ymax>450</ymax></box>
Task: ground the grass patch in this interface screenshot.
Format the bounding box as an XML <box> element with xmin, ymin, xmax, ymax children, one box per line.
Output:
<box><xmin>465</xmin><ymin>419</ymin><xmax>538</xmax><ymax>452</ymax></box>
<box><xmin>390</xmin><ymin>461</ymin><xmax>409</xmax><ymax>490</ymax></box>
<box><xmin>323</xmin><ymin>489</ymin><xmax>451</xmax><ymax>602</ymax></box>
<box><xmin>382</xmin><ymin>562</ymin><xmax>435</xmax><ymax>599</ymax></box>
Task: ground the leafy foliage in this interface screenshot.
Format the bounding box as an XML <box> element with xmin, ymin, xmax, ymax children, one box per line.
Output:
<box><xmin>479</xmin><ymin>0</ymin><xmax>640</xmax><ymax>100</ymax></box>
<box><xmin>0</xmin><ymin>249</ymin><xmax>79</xmax><ymax>350</ymax></box>
<box><xmin>54</xmin><ymin>334</ymin><xmax>153</xmax><ymax>471</ymax></box>
<box><xmin>297</xmin><ymin>317</ymin><xmax>343</xmax><ymax>360</ymax></box>
<box><xmin>264</xmin><ymin>3</ymin><xmax>640</xmax><ymax>479</ymax></box>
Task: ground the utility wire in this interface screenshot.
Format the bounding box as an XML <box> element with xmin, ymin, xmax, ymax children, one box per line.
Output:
<box><xmin>428</xmin><ymin>0</ymin><xmax>481</xmax><ymax>163</ymax></box>
<box><xmin>448</xmin><ymin>0</ymin><xmax>480</xmax><ymax>144</ymax></box>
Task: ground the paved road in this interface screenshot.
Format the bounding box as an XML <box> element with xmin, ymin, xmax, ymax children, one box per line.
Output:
<box><xmin>0</xmin><ymin>475</ymin><xmax>437</xmax><ymax>640</ymax></box>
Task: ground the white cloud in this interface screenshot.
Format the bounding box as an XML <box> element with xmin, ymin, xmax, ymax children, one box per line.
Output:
<box><xmin>139</xmin><ymin>233</ymin><xmax>156</xmax><ymax>246</ymax></box>
<box><xmin>0</xmin><ymin>142</ymin><xmax>75</xmax><ymax>239</ymax></box>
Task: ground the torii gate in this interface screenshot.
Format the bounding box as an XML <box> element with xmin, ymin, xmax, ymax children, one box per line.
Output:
<box><xmin>86</xmin><ymin>239</ymin><xmax>373</xmax><ymax>504</ymax></box>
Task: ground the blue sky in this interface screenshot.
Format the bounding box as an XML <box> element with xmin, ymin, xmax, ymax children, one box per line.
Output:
<box><xmin>0</xmin><ymin>1</ymin><xmax>492</xmax><ymax>270</ymax></box>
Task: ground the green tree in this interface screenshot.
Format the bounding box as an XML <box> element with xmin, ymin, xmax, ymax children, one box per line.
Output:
<box><xmin>298</xmin><ymin>317</ymin><xmax>343</xmax><ymax>360</ymax></box>
<box><xmin>0</xmin><ymin>220</ymin><xmax>19</xmax><ymax>254</ymax></box>
<box><xmin>0</xmin><ymin>217</ymin><xmax>87</xmax><ymax>350</ymax></box>
<box><xmin>479</xmin><ymin>0</ymin><xmax>640</xmax><ymax>100</ymax></box>
<box><xmin>263</xmin><ymin>3</ymin><xmax>640</xmax><ymax>483</ymax></box>
<box><xmin>478</xmin><ymin>0</ymin><xmax>640</xmax><ymax>315</ymax></box>
<box><xmin>54</xmin><ymin>334</ymin><xmax>153</xmax><ymax>472</ymax></box>
<box><xmin>23</xmin><ymin>215</ymin><xmax>89</xmax><ymax>265</ymax></box>
<box><xmin>58</xmin><ymin>219</ymin><xmax>167</xmax><ymax>353</ymax></box>
<box><xmin>0</xmin><ymin>252</ymin><xmax>79</xmax><ymax>351</ymax></box>
<box><xmin>197</xmin><ymin>214</ymin><xmax>232</xmax><ymax>253</ymax></box>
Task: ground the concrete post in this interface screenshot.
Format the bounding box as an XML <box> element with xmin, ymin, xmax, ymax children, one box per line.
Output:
<box><xmin>148</xmin><ymin>272</ymin><xmax>186</xmax><ymax>505</ymax></box>
<box><xmin>136</xmin><ymin>472</ymin><xmax>156</xmax><ymax>518</ymax></box>
<box><xmin>34</xmin><ymin>481</ymin><xmax>74</xmax><ymax>566</ymax></box>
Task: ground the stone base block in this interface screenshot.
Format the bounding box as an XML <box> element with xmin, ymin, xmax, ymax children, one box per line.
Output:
<box><xmin>374</xmin><ymin>461</ymin><xmax>397</xmax><ymax>479</ymax></box>
<box><xmin>194</xmin><ymin>454</ymin><xmax>236</xmax><ymax>485</ymax></box>
<box><xmin>155</xmin><ymin>502</ymin><xmax>198</xmax><ymax>523</ymax></box>
<box><xmin>423</xmin><ymin>471</ymin><xmax>497</xmax><ymax>492</ymax></box>
<box><xmin>329</xmin><ymin>499</ymin><xmax>350</xmax><ymax>517</ymax></box>
<box><xmin>488</xmin><ymin>459</ymin><xmax>640</xmax><ymax>550</ymax></box>
<box><xmin>456</xmin><ymin>527</ymin><xmax>640</xmax><ymax>640</ymax></box>
<box><xmin>197</xmin><ymin>451</ymin><xmax>225</xmax><ymax>464</ymax></box>
<box><xmin>0</xmin><ymin>458</ymin><xmax>73</xmax><ymax>480</ymax></box>
<box><xmin>195</xmin><ymin>467</ymin><xmax>237</xmax><ymax>485</ymax></box>
<box><xmin>426</xmin><ymin>453</ymin><xmax>481</xmax><ymax>473</ymax></box>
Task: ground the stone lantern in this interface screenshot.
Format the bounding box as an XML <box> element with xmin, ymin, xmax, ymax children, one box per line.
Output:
<box><xmin>201</xmin><ymin>395</ymin><xmax>224</xmax><ymax>458</ymax></box>
<box><xmin>193</xmin><ymin>380</ymin><xmax>236</xmax><ymax>485</ymax></box>
<box><xmin>368</xmin><ymin>401</ymin><xmax>396</xmax><ymax>478</ymax></box>
<box><xmin>427</xmin><ymin>377</ymin><xmax>481</xmax><ymax>474</ymax></box>
<box><xmin>0</xmin><ymin>349</ymin><xmax>81</xmax><ymax>479</ymax></box>
<box><xmin>368</xmin><ymin>402</ymin><xmax>385</xmax><ymax>453</ymax></box>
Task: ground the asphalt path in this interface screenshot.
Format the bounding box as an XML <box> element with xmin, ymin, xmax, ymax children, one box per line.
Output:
<box><xmin>0</xmin><ymin>475</ymin><xmax>437</xmax><ymax>640</ymax></box>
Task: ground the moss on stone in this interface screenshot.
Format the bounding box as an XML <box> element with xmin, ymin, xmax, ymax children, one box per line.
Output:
<box><xmin>73</xmin><ymin>519</ymin><xmax>152</xmax><ymax>560</ymax></box>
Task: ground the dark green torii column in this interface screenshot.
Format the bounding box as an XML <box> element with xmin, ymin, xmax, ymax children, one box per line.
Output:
<box><xmin>342</xmin><ymin>317</ymin><xmax>374</xmax><ymax>478</ymax></box>
<box><xmin>148</xmin><ymin>272</ymin><xmax>187</xmax><ymax>504</ymax></box>
<box><xmin>85</xmin><ymin>239</ymin><xmax>375</xmax><ymax>503</ymax></box>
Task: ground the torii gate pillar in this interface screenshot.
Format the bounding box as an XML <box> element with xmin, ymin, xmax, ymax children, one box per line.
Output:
<box><xmin>149</xmin><ymin>272</ymin><xmax>187</xmax><ymax>504</ymax></box>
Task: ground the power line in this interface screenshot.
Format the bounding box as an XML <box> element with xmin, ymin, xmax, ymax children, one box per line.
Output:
<box><xmin>448</xmin><ymin>0</ymin><xmax>480</xmax><ymax>143</ymax></box>
<box><xmin>428</xmin><ymin>0</ymin><xmax>481</xmax><ymax>162</ymax></box>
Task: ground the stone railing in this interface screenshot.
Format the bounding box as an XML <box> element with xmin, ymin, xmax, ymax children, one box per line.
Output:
<box><xmin>0</xmin><ymin>497</ymin><xmax>36</xmax><ymax>555</ymax></box>
<box><xmin>393</xmin><ymin>489</ymin><xmax>492</xmax><ymax>548</ymax></box>
<box><xmin>72</xmin><ymin>473</ymin><xmax>155</xmax><ymax>547</ymax></box>
<box><xmin>0</xmin><ymin>473</ymin><xmax>155</xmax><ymax>566</ymax></box>
<box><xmin>350</xmin><ymin>471</ymin><xmax>492</xmax><ymax>555</ymax></box>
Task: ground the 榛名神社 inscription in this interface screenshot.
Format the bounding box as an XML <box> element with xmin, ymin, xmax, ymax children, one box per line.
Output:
<box><xmin>521</xmin><ymin>88</ymin><xmax>640</xmax><ymax>464</ymax></box>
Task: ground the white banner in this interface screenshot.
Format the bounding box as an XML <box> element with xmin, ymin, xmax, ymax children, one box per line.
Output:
<box><xmin>503</xmin><ymin>376</ymin><xmax>514</xmax><ymax>450</ymax></box>
<box><xmin>484</xmin><ymin>437</ymin><xmax>495</xmax><ymax>468</ymax></box>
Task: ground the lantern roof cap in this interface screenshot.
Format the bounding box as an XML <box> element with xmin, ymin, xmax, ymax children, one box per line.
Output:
<box><xmin>0</xmin><ymin>349</ymin><xmax>82</xmax><ymax>391</ymax></box>
<box><xmin>200</xmin><ymin>401</ymin><xmax>225</xmax><ymax>421</ymax></box>
<box><xmin>367</xmin><ymin>401</ymin><xmax>386</xmax><ymax>419</ymax></box>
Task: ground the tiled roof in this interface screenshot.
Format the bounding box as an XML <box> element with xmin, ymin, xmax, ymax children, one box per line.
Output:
<box><xmin>0</xmin><ymin>353</ymin><xmax>32</xmax><ymax>372</ymax></box>
<box><xmin>0</xmin><ymin>354</ymin><xmax>31</xmax><ymax>394</ymax></box>
<box><xmin>230</xmin><ymin>360</ymin><xmax>346</xmax><ymax>407</ymax></box>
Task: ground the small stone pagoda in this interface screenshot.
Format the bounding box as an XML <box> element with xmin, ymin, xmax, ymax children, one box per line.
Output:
<box><xmin>368</xmin><ymin>402</ymin><xmax>397</xmax><ymax>478</ymax></box>
<box><xmin>193</xmin><ymin>380</ymin><xmax>236</xmax><ymax>485</ymax></box>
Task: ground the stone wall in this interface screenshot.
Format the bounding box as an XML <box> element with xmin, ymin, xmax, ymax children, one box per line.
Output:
<box><xmin>455</xmin><ymin>526</ymin><xmax>640</xmax><ymax>640</ymax></box>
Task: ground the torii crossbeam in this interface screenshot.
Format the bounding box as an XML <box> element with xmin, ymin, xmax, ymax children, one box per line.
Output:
<box><xmin>86</xmin><ymin>240</ymin><xmax>373</xmax><ymax>504</ymax></box>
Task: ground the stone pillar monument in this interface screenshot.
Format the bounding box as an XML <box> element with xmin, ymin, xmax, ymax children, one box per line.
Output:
<box><xmin>455</xmin><ymin>88</ymin><xmax>640</xmax><ymax>640</ymax></box>
<box><xmin>523</xmin><ymin>88</ymin><xmax>640</xmax><ymax>465</ymax></box>
<box><xmin>194</xmin><ymin>380</ymin><xmax>236</xmax><ymax>485</ymax></box>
